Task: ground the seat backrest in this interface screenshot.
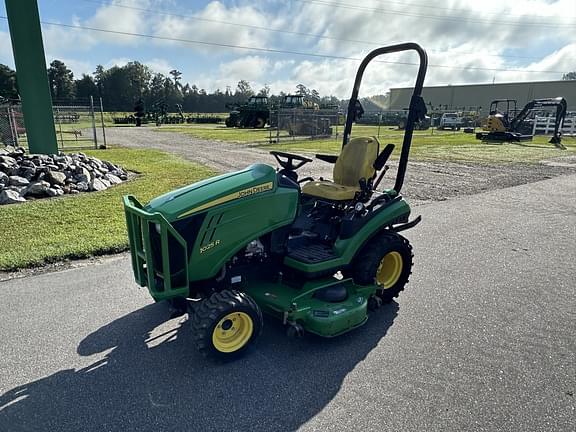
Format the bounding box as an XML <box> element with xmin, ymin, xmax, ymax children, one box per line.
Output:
<box><xmin>333</xmin><ymin>136</ymin><xmax>380</xmax><ymax>187</ymax></box>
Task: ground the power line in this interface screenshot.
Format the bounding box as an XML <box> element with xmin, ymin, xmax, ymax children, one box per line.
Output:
<box><xmin>361</xmin><ymin>0</ymin><xmax>576</xmax><ymax>20</ymax></box>
<box><xmin>0</xmin><ymin>16</ymin><xmax>567</xmax><ymax>75</ymax></box>
<box><xmin>292</xmin><ymin>0</ymin><xmax>575</xmax><ymax>28</ymax></box>
<box><xmin>81</xmin><ymin>0</ymin><xmax>555</xmax><ymax>61</ymax></box>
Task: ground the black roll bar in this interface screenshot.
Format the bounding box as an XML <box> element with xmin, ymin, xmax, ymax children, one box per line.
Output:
<box><xmin>342</xmin><ymin>43</ymin><xmax>428</xmax><ymax>194</ymax></box>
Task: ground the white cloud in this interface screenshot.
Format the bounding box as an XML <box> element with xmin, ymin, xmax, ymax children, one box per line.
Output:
<box><xmin>50</xmin><ymin>57</ymin><xmax>93</xmax><ymax>78</ymax></box>
<box><xmin>105</xmin><ymin>57</ymin><xmax>174</xmax><ymax>75</ymax></box>
<box><xmin>4</xmin><ymin>0</ymin><xmax>573</xmax><ymax>99</ymax></box>
<box><xmin>84</xmin><ymin>0</ymin><xmax>149</xmax><ymax>46</ymax></box>
<box><xmin>218</xmin><ymin>56</ymin><xmax>270</xmax><ymax>82</ymax></box>
<box><xmin>42</xmin><ymin>17</ymin><xmax>95</xmax><ymax>54</ymax></box>
<box><xmin>146</xmin><ymin>58</ymin><xmax>176</xmax><ymax>76</ymax></box>
<box><xmin>151</xmin><ymin>1</ymin><xmax>276</xmax><ymax>53</ymax></box>
<box><xmin>272</xmin><ymin>60</ymin><xmax>296</xmax><ymax>73</ymax></box>
<box><xmin>105</xmin><ymin>57</ymin><xmax>132</xmax><ymax>69</ymax></box>
<box><xmin>41</xmin><ymin>0</ymin><xmax>160</xmax><ymax>56</ymax></box>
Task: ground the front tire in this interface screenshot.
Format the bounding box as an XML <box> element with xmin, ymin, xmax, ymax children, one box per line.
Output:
<box><xmin>191</xmin><ymin>290</ymin><xmax>263</xmax><ymax>360</ymax></box>
<box><xmin>350</xmin><ymin>232</ymin><xmax>413</xmax><ymax>303</ymax></box>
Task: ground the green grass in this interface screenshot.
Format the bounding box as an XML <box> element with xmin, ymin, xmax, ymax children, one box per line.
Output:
<box><xmin>0</xmin><ymin>147</ymin><xmax>214</xmax><ymax>271</ymax></box>
<box><xmin>157</xmin><ymin>123</ymin><xmax>284</xmax><ymax>142</ymax></box>
<box><xmin>262</xmin><ymin>131</ymin><xmax>576</xmax><ymax>163</ymax></box>
<box><xmin>157</xmin><ymin>123</ymin><xmax>576</xmax><ymax>163</ymax></box>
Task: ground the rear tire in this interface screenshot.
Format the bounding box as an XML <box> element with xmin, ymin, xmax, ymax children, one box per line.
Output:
<box><xmin>255</xmin><ymin>117</ymin><xmax>266</xmax><ymax>128</ymax></box>
<box><xmin>349</xmin><ymin>232</ymin><xmax>413</xmax><ymax>303</ymax></box>
<box><xmin>191</xmin><ymin>290</ymin><xmax>263</xmax><ymax>360</ymax></box>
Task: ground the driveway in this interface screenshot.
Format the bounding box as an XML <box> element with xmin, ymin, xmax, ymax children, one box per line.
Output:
<box><xmin>1</xmin><ymin>173</ymin><xmax>574</xmax><ymax>431</ymax></box>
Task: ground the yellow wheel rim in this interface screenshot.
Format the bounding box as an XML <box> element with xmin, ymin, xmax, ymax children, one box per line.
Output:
<box><xmin>212</xmin><ymin>312</ymin><xmax>254</xmax><ymax>353</ymax></box>
<box><xmin>376</xmin><ymin>251</ymin><xmax>403</xmax><ymax>289</ymax></box>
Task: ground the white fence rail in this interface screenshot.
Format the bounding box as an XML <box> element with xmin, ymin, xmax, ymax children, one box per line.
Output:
<box><xmin>533</xmin><ymin>115</ymin><xmax>576</xmax><ymax>136</ymax></box>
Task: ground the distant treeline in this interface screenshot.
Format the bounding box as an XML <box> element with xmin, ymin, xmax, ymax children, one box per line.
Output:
<box><xmin>0</xmin><ymin>60</ymin><xmax>340</xmax><ymax>112</ymax></box>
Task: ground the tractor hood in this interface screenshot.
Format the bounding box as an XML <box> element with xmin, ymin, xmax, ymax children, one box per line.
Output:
<box><xmin>145</xmin><ymin>163</ymin><xmax>277</xmax><ymax>222</ymax></box>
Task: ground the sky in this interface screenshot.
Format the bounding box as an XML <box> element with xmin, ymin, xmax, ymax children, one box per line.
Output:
<box><xmin>0</xmin><ymin>0</ymin><xmax>575</xmax><ymax>98</ymax></box>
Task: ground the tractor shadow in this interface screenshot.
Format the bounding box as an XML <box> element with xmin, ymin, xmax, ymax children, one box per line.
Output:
<box><xmin>0</xmin><ymin>301</ymin><xmax>398</xmax><ymax>432</ymax></box>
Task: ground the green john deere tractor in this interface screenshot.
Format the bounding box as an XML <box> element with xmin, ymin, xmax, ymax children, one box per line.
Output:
<box><xmin>225</xmin><ymin>95</ymin><xmax>270</xmax><ymax>128</ymax></box>
<box><xmin>123</xmin><ymin>43</ymin><xmax>428</xmax><ymax>360</ymax></box>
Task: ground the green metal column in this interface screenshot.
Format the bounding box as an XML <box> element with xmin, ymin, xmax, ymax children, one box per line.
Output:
<box><xmin>5</xmin><ymin>0</ymin><xmax>58</xmax><ymax>154</ymax></box>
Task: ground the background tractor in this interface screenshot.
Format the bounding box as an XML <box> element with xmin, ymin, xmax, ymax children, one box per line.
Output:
<box><xmin>225</xmin><ymin>95</ymin><xmax>270</xmax><ymax>128</ymax></box>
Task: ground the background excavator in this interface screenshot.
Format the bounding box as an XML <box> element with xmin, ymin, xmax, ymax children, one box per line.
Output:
<box><xmin>476</xmin><ymin>97</ymin><xmax>567</xmax><ymax>149</ymax></box>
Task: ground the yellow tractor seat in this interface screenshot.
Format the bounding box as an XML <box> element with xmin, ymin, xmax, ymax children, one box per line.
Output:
<box><xmin>301</xmin><ymin>136</ymin><xmax>380</xmax><ymax>201</ymax></box>
<box><xmin>301</xmin><ymin>180</ymin><xmax>360</xmax><ymax>201</ymax></box>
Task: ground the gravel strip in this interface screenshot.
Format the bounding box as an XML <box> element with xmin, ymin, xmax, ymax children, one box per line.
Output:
<box><xmin>103</xmin><ymin>127</ymin><xmax>576</xmax><ymax>205</ymax></box>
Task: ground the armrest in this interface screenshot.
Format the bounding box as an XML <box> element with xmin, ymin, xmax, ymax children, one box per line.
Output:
<box><xmin>316</xmin><ymin>154</ymin><xmax>338</xmax><ymax>163</ymax></box>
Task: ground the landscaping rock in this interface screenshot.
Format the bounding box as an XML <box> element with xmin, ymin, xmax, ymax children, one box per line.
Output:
<box><xmin>25</xmin><ymin>180</ymin><xmax>51</xmax><ymax>196</ymax></box>
<box><xmin>91</xmin><ymin>178</ymin><xmax>108</xmax><ymax>192</ymax></box>
<box><xmin>0</xmin><ymin>162</ymin><xmax>13</xmax><ymax>172</ymax></box>
<box><xmin>0</xmin><ymin>189</ymin><xmax>26</xmax><ymax>204</ymax></box>
<box><xmin>6</xmin><ymin>185</ymin><xmax>27</xmax><ymax>195</ymax></box>
<box><xmin>47</xmin><ymin>170</ymin><xmax>67</xmax><ymax>186</ymax></box>
<box><xmin>75</xmin><ymin>167</ymin><xmax>92</xmax><ymax>183</ymax></box>
<box><xmin>76</xmin><ymin>181</ymin><xmax>89</xmax><ymax>192</ymax></box>
<box><xmin>9</xmin><ymin>176</ymin><xmax>29</xmax><ymax>187</ymax></box>
<box><xmin>105</xmin><ymin>173</ymin><xmax>123</xmax><ymax>185</ymax></box>
<box><xmin>3</xmin><ymin>146</ymin><xmax>24</xmax><ymax>157</ymax></box>
<box><xmin>0</xmin><ymin>155</ymin><xmax>16</xmax><ymax>165</ymax></box>
<box><xmin>16</xmin><ymin>166</ymin><xmax>36</xmax><ymax>180</ymax></box>
<box><xmin>0</xmin><ymin>147</ymin><xmax>129</xmax><ymax>205</ymax></box>
<box><xmin>46</xmin><ymin>188</ymin><xmax>64</xmax><ymax>197</ymax></box>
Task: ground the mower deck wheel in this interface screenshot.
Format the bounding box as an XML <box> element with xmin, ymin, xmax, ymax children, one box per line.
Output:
<box><xmin>190</xmin><ymin>290</ymin><xmax>263</xmax><ymax>360</ymax></box>
<box><xmin>350</xmin><ymin>232</ymin><xmax>413</xmax><ymax>303</ymax></box>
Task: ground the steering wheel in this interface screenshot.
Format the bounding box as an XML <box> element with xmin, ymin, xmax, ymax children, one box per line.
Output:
<box><xmin>270</xmin><ymin>150</ymin><xmax>312</xmax><ymax>171</ymax></box>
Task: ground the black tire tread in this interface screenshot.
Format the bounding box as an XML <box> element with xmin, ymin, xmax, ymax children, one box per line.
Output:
<box><xmin>190</xmin><ymin>289</ymin><xmax>263</xmax><ymax>359</ymax></box>
<box><xmin>350</xmin><ymin>232</ymin><xmax>413</xmax><ymax>302</ymax></box>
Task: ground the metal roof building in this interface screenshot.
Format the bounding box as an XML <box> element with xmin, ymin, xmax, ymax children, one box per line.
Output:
<box><xmin>389</xmin><ymin>80</ymin><xmax>576</xmax><ymax>113</ymax></box>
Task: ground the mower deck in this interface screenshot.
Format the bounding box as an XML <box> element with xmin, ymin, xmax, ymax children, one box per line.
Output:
<box><xmin>242</xmin><ymin>275</ymin><xmax>376</xmax><ymax>337</ymax></box>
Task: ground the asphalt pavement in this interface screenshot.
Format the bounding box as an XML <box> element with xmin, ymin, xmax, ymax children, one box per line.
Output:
<box><xmin>0</xmin><ymin>173</ymin><xmax>574</xmax><ymax>432</ymax></box>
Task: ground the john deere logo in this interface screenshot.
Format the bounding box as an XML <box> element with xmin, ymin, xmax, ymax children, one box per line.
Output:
<box><xmin>238</xmin><ymin>183</ymin><xmax>273</xmax><ymax>198</ymax></box>
<box><xmin>178</xmin><ymin>182</ymin><xmax>274</xmax><ymax>218</ymax></box>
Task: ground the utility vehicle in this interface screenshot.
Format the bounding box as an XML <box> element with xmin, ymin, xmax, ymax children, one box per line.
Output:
<box><xmin>437</xmin><ymin>112</ymin><xmax>462</xmax><ymax>130</ymax></box>
<box><xmin>124</xmin><ymin>43</ymin><xmax>428</xmax><ymax>360</ymax></box>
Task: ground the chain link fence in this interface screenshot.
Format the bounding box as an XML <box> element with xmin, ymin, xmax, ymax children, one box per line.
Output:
<box><xmin>0</xmin><ymin>103</ymin><xmax>24</xmax><ymax>147</ymax></box>
<box><xmin>0</xmin><ymin>97</ymin><xmax>107</xmax><ymax>151</ymax></box>
<box><xmin>269</xmin><ymin>108</ymin><xmax>342</xmax><ymax>143</ymax></box>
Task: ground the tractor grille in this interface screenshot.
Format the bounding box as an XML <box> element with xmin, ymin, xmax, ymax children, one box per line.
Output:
<box><xmin>123</xmin><ymin>195</ymin><xmax>190</xmax><ymax>300</ymax></box>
